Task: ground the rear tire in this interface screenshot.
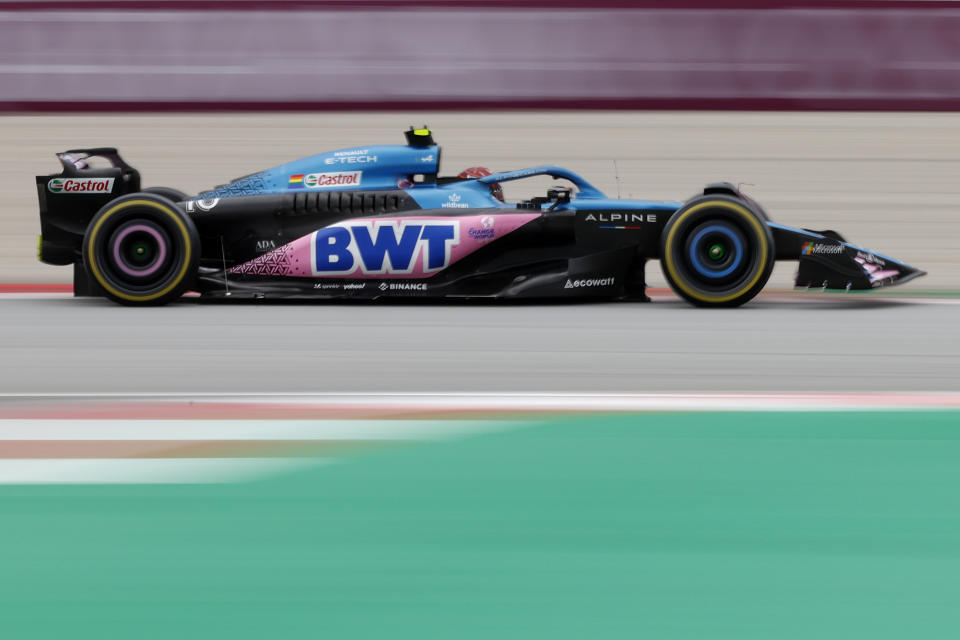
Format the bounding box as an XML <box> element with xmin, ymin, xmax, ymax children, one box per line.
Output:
<box><xmin>142</xmin><ymin>186</ymin><xmax>188</xmax><ymax>202</ymax></box>
<box><xmin>82</xmin><ymin>193</ymin><xmax>199</xmax><ymax>306</ymax></box>
<box><xmin>660</xmin><ymin>195</ymin><xmax>774</xmax><ymax>307</ymax></box>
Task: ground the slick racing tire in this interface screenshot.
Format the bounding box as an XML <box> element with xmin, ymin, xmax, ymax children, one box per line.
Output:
<box><xmin>142</xmin><ymin>186</ymin><xmax>189</xmax><ymax>203</ymax></box>
<box><xmin>660</xmin><ymin>195</ymin><xmax>774</xmax><ymax>307</ymax></box>
<box><xmin>82</xmin><ymin>193</ymin><xmax>199</xmax><ymax>306</ymax></box>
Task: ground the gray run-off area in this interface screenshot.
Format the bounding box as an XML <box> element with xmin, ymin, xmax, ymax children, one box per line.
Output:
<box><xmin>1</xmin><ymin>296</ymin><xmax>956</xmax><ymax>394</ymax></box>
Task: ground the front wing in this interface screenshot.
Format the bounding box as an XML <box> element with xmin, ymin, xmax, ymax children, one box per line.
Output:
<box><xmin>770</xmin><ymin>223</ymin><xmax>925</xmax><ymax>291</ymax></box>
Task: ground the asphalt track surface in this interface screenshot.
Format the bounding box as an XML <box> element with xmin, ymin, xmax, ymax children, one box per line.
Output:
<box><xmin>2</xmin><ymin>293</ymin><xmax>957</xmax><ymax>394</ymax></box>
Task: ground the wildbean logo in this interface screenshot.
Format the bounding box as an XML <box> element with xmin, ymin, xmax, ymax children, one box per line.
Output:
<box><xmin>442</xmin><ymin>193</ymin><xmax>469</xmax><ymax>209</ymax></box>
<box><xmin>47</xmin><ymin>177</ymin><xmax>115</xmax><ymax>194</ymax></box>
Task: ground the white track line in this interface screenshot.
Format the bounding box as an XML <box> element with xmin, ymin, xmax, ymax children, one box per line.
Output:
<box><xmin>1</xmin><ymin>395</ymin><xmax>955</xmax><ymax>484</ymax></box>
<box><xmin>0</xmin><ymin>458</ymin><xmax>323</xmax><ymax>484</ymax></box>
<box><xmin>2</xmin><ymin>392</ymin><xmax>958</xmax><ymax>411</ymax></box>
<box><xmin>0</xmin><ymin>419</ymin><xmax>505</xmax><ymax>440</ymax></box>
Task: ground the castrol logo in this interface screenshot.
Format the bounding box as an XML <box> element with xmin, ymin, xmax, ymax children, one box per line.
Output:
<box><xmin>47</xmin><ymin>177</ymin><xmax>115</xmax><ymax>194</ymax></box>
<box><xmin>303</xmin><ymin>171</ymin><xmax>362</xmax><ymax>188</ymax></box>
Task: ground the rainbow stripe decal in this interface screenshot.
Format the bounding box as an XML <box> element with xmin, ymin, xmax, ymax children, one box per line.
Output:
<box><xmin>288</xmin><ymin>174</ymin><xmax>304</xmax><ymax>189</ymax></box>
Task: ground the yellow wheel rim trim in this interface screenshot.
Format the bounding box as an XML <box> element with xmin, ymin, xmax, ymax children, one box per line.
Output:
<box><xmin>663</xmin><ymin>200</ymin><xmax>769</xmax><ymax>304</ymax></box>
<box><xmin>87</xmin><ymin>199</ymin><xmax>191</xmax><ymax>302</ymax></box>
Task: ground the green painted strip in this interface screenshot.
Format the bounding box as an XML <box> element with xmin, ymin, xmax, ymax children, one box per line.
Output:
<box><xmin>1</xmin><ymin>411</ymin><xmax>960</xmax><ymax>638</ymax></box>
<box><xmin>892</xmin><ymin>289</ymin><xmax>960</xmax><ymax>298</ymax></box>
<box><xmin>797</xmin><ymin>288</ymin><xmax>960</xmax><ymax>298</ymax></box>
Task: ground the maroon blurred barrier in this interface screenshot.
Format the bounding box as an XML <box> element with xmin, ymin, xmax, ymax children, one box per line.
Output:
<box><xmin>1</xmin><ymin>3</ymin><xmax>959</xmax><ymax>111</ymax></box>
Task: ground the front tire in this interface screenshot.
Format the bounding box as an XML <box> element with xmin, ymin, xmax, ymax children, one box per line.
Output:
<box><xmin>660</xmin><ymin>195</ymin><xmax>774</xmax><ymax>307</ymax></box>
<box><xmin>82</xmin><ymin>193</ymin><xmax>199</xmax><ymax>306</ymax></box>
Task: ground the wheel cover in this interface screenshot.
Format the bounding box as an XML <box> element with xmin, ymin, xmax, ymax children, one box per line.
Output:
<box><xmin>663</xmin><ymin>200</ymin><xmax>771</xmax><ymax>304</ymax></box>
<box><xmin>109</xmin><ymin>221</ymin><xmax>171</xmax><ymax>279</ymax></box>
<box><xmin>87</xmin><ymin>199</ymin><xmax>193</xmax><ymax>303</ymax></box>
<box><xmin>686</xmin><ymin>223</ymin><xmax>746</xmax><ymax>280</ymax></box>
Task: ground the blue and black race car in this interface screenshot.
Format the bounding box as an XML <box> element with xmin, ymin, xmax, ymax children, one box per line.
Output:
<box><xmin>35</xmin><ymin>127</ymin><xmax>924</xmax><ymax>306</ymax></box>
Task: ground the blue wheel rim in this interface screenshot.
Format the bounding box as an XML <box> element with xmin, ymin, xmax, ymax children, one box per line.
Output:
<box><xmin>688</xmin><ymin>224</ymin><xmax>743</xmax><ymax>279</ymax></box>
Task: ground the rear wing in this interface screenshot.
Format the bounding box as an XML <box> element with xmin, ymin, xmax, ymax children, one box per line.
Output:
<box><xmin>36</xmin><ymin>148</ymin><xmax>140</xmax><ymax>265</ymax></box>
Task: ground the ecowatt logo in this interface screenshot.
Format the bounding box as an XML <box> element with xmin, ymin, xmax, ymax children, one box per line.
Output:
<box><xmin>47</xmin><ymin>177</ymin><xmax>115</xmax><ymax>194</ymax></box>
<box><xmin>564</xmin><ymin>277</ymin><xmax>615</xmax><ymax>289</ymax></box>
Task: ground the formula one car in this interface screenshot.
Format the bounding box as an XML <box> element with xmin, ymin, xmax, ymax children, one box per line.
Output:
<box><xmin>35</xmin><ymin>127</ymin><xmax>924</xmax><ymax>307</ymax></box>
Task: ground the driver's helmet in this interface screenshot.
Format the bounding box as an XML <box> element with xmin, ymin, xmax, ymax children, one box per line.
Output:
<box><xmin>458</xmin><ymin>166</ymin><xmax>503</xmax><ymax>202</ymax></box>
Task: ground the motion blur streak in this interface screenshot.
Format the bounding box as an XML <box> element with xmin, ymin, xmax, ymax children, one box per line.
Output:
<box><xmin>0</xmin><ymin>407</ymin><xmax>513</xmax><ymax>481</ymax></box>
<box><xmin>2</xmin><ymin>5</ymin><xmax>960</xmax><ymax>108</ymax></box>
<box><xmin>0</xmin><ymin>458</ymin><xmax>322</xmax><ymax>484</ymax></box>
<box><xmin>2</xmin><ymin>410</ymin><xmax>960</xmax><ymax>637</ymax></box>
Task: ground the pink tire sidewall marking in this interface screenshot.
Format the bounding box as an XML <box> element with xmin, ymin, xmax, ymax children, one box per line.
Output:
<box><xmin>110</xmin><ymin>223</ymin><xmax>169</xmax><ymax>278</ymax></box>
